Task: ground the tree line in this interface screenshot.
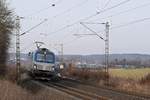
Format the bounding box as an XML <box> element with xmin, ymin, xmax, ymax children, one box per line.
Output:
<box><xmin>0</xmin><ymin>0</ymin><xmax>16</xmax><ymax>76</ymax></box>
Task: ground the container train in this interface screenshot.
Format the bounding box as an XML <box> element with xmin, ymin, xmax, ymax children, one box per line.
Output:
<box><xmin>28</xmin><ymin>48</ymin><xmax>61</xmax><ymax>80</ymax></box>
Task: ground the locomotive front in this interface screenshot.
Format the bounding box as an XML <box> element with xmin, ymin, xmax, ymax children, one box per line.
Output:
<box><xmin>31</xmin><ymin>48</ymin><xmax>59</xmax><ymax>79</ymax></box>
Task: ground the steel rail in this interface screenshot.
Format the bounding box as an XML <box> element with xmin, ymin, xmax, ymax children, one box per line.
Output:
<box><xmin>44</xmin><ymin>81</ymin><xmax>108</xmax><ymax>100</ymax></box>
<box><xmin>61</xmin><ymin>78</ymin><xmax>150</xmax><ymax>100</ymax></box>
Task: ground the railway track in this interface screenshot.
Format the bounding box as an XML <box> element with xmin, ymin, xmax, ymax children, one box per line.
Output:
<box><xmin>60</xmin><ymin>78</ymin><xmax>150</xmax><ymax>100</ymax></box>
<box><xmin>36</xmin><ymin>78</ymin><xmax>150</xmax><ymax>100</ymax></box>
<box><xmin>44</xmin><ymin>82</ymin><xmax>108</xmax><ymax>100</ymax></box>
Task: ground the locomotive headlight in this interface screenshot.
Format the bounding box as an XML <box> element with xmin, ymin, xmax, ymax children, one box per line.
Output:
<box><xmin>60</xmin><ymin>64</ymin><xmax>64</xmax><ymax>69</ymax></box>
<box><xmin>52</xmin><ymin>67</ymin><xmax>55</xmax><ymax>71</ymax></box>
<box><xmin>33</xmin><ymin>64</ymin><xmax>37</xmax><ymax>69</ymax></box>
<box><xmin>52</xmin><ymin>66</ymin><xmax>55</xmax><ymax>71</ymax></box>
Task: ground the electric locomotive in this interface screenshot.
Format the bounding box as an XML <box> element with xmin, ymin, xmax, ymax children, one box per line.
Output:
<box><xmin>28</xmin><ymin>48</ymin><xmax>60</xmax><ymax>80</ymax></box>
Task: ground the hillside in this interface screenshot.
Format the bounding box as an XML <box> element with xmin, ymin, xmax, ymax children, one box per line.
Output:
<box><xmin>7</xmin><ymin>53</ymin><xmax>150</xmax><ymax>66</ymax></box>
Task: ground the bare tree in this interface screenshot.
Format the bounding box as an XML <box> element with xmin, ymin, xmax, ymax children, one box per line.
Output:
<box><xmin>0</xmin><ymin>0</ymin><xmax>16</xmax><ymax>76</ymax></box>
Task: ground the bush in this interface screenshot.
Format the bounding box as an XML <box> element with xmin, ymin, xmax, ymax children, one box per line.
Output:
<box><xmin>5</xmin><ymin>66</ymin><xmax>18</xmax><ymax>82</ymax></box>
<box><xmin>5</xmin><ymin>65</ymin><xmax>29</xmax><ymax>83</ymax></box>
<box><xmin>0</xmin><ymin>0</ymin><xmax>16</xmax><ymax>76</ymax></box>
<box><xmin>0</xmin><ymin>80</ymin><xmax>73</xmax><ymax>100</ymax></box>
<box><xmin>140</xmin><ymin>73</ymin><xmax>150</xmax><ymax>84</ymax></box>
<box><xmin>65</xmin><ymin>66</ymin><xmax>109</xmax><ymax>82</ymax></box>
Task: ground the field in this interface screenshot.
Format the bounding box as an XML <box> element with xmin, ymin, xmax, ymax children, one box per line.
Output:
<box><xmin>110</xmin><ymin>68</ymin><xmax>150</xmax><ymax>80</ymax></box>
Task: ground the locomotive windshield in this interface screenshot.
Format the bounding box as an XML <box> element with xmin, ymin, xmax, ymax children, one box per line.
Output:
<box><xmin>35</xmin><ymin>53</ymin><xmax>55</xmax><ymax>63</ymax></box>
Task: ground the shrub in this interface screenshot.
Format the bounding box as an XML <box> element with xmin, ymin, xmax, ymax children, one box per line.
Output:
<box><xmin>65</xmin><ymin>66</ymin><xmax>109</xmax><ymax>82</ymax></box>
<box><xmin>5</xmin><ymin>66</ymin><xmax>18</xmax><ymax>82</ymax></box>
<box><xmin>140</xmin><ymin>73</ymin><xmax>150</xmax><ymax>84</ymax></box>
<box><xmin>0</xmin><ymin>0</ymin><xmax>16</xmax><ymax>76</ymax></box>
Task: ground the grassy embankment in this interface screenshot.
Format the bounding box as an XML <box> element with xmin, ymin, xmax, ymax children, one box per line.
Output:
<box><xmin>0</xmin><ymin>66</ymin><xmax>75</xmax><ymax>100</ymax></box>
<box><xmin>64</xmin><ymin>65</ymin><xmax>150</xmax><ymax>95</ymax></box>
<box><xmin>110</xmin><ymin>68</ymin><xmax>150</xmax><ymax>80</ymax></box>
<box><xmin>0</xmin><ymin>80</ymin><xmax>75</xmax><ymax>100</ymax></box>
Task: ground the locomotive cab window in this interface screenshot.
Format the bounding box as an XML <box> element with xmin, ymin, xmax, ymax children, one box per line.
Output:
<box><xmin>35</xmin><ymin>53</ymin><xmax>55</xmax><ymax>63</ymax></box>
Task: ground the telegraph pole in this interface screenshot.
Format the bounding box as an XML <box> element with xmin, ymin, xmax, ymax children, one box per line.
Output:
<box><xmin>16</xmin><ymin>16</ymin><xmax>21</xmax><ymax>80</ymax></box>
<box><xmin>74</xmin><ymin>21</ymin><xmax>110</xmax><ymax>81</ymax></box>
<box><xmin>55</xmin><ymin>43</ymin><xmax>64</xmax><ymax>64</ymax></box>
<box><xmin>105</xmin><ymin>22</ymin><xmax>110</xmax><ymax>75</ymax></box>
<box><xmin>60</xmin><ymin>43</ymin><xmax>64</xmax><ymax>64</ymax></box>
<box><xmin>15</xmin><ymin>17</ymin><xmax>47</xmax><ymax>81</ymax></box>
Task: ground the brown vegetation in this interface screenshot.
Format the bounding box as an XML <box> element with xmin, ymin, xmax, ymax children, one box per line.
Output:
<box><xmin>140</xmin><ymin>73</ymin><xmax>150</xmax><ymax>84</ymax></box>
<box><xmin>0</xmin><ymin>0</ymin><xmax>16</xmax><ymax>76</ymax></box>
<box><xmin>108</xmin><ymin>77</ymin><xmax>150</xmax><ymax>95</ymax></box>
<box><xmin>5</xmin><ymin>63</ymin><xmax>30</xmax><ymax>82</ymax></box>
<box><xmin>5</xmin><ymin>66</ymin><xmax>18</xmax><ymax>82</ymax></box>
<box><xmin>0</xmin><ymin>65</ymin><xmax>74</xmax><ymax>100</ymax></box>
<box><xmin>63</xmin><ymin>64</ymin><xmax>109</xmax><ymax>82</ymax></box>
<box><xmin>70</xmin><ymin>68</ymin><xmax>108</xmax><ymax>81</ymax></box>
<box><xmin>63</xmin><ymin>64</ymin><xmax>150</xmax><ymax>95</ymax></box>
<box><xmin>0</xmin><ymin>80</ymin><xmax>74</xmax><ymax>100</ymax></box>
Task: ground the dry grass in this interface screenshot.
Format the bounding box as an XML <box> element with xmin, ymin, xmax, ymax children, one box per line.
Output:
<box><xmin>0</xmin><ymin>66</ymin><xmax>75</xmax><ymax>100</ymax></box>
<box><xmin>5</xmin><ymin>64</ymin><xmax>30</xmax><ymax>83</ymax></box>
<box><xmin>4</xmin><ymin>65</ymin><xmax>149</xmax><ymax>99</ymax></box>
<box><xmin>107</xmin><ymin>77</ymin><xmax>150</xmax><ymax>95</ymax></box>
<box><xmin>5</xmin><ymin>66</ymin><xmax>18</xmax><ymax>82</ymax></box>
<box><xmin>63</xmin><ymin>65</ymin><xmax>150</xmax><ymax>95</ymax></box>
<box><xmin>0</xmin><ymin>80</ymin><xmax>75</xmax><ymax>100</ymax></box>
<box><xmin>64</xmin><ymin>66</ymin><xmax>109</xmax><ymax>82</ymax></box>
<box><xmin>108</xmin><ymin>68</ymin><xmax>150</xmax><ymax>95</ymax></box>
<box><xmin>140</xmin><ymin>73</ymin><xmax>150</xmax><ymax>84</ymax></box>
<box><xmin>110</xmin><ymin>68</ymin><xmax>150</xmax><ymax>80</ymax></box>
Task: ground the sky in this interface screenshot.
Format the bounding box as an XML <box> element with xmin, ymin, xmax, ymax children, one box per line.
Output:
<box><xmin>8</xmin><ymin>0</ymin><xmax>150</xmax><ymax>55</ymax></box>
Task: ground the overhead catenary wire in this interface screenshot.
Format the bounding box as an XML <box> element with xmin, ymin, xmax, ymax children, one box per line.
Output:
<box><xmin>58</xmin><ymin>2</ymin><xmax>150</xmax><ymax>39</ymax></box>
<box><xmin>48</xmin><ymin>2</ymin><xmax>150</xmax><ymax>54</ymax></box>
<box><xmin>27</xmin><ymin>5</ymin><xmax>55</xmax><ymax>17</ymax></box>
<box><xmin>20</xmin><ymin>0</ymin><xmax>130</xmax><ymax>38</ymax></box>
<box><xmin>25</xmin><ymin>0</ymin><xmax>63</xmax><ymax>17</ymax></box>
<box><xmin>93</xmin><ymin>2</ymin><xmax>150</xmax><ymax>21</ymax></box>
<box><xmin>46</xmin><ymin>0</ymin><xmax>131</xmax><ymax>36</ymax></box>
<box><xmin>96</xmin><ymin>0</ymin><xmax>131</xmax><ymax>15</ymax></box>
<box><xmin>76</xmin><ymin>17</ymin><xmax>150</xmax><ymax>40</ymax></box>
<box><xmin>16</xmin><ymin>0</ymin><xmax>91</xmax><ymax>54</ymax></box>
<box><xmin>103</xmin><ymin>0</ymin><xmax>111</xmax><ymax>9</ymax></box>
<box><xmin>60</xmin><ymin>24</ymin><xmax>83</xmax><ymax>46</ymax></box>
<box><xmin>26</xmin><ymin>0</ymin><xmax>88</xmax><ymax>19</ymax></box>
<box><xmin>19</xmin><ymin>0</ymin><xmax>89</xmax><ymax>53</ymax></box>
<box><xmin>20</xmin><ymin>19</ymin><xmax>47</xmax><ymax>36</ymax></box>
<box><xmin>80</xmin><ymin>22</ymin><xmax>104</xmax><ymax>40</ymax></box>
<box><xmin>20</xmin><ymin>0</ymin><xmax>132</xmax><ymax>52</ymax></box>
<box><xmin>51</xmin><ymin>0</ymin><xmax>89</xmax><ymax>18</ymax></box>
<box><xmin>63</xmin><ymin>17</ymin><xmax>150</xmax><ymax>59</ymax></box>
<box><xmin>62</xmin><ymin>17</ymin><xmax>150</xmax><ymax>53</ymax></box>
<box><xmin>110</xmin><ymin>17</ymin><xmax>150</xmax><ymax>30</ymax></box>
<box><xmin>22</xmin><ymin>0</ymin><xmax>89</xmax><ymax>35</ymax></box>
